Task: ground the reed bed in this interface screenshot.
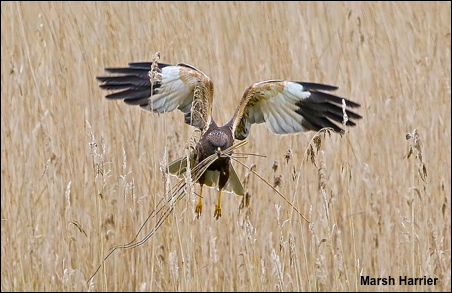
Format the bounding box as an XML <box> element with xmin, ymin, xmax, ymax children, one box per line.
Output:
<box><xmin>1</xmin><ymin>2</ymin><xmax>450</xmax><ymax>292</ymax></box>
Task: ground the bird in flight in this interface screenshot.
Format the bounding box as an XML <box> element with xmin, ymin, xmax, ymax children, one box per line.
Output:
<box><xmin>97</xmin><ymin>60</ymin><xmax>362</xmax><ymax>219</ymax></box>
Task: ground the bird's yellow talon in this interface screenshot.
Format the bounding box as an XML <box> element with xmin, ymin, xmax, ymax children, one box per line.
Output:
<box><xmin>213</xmin><ymin>189</ymin><xmax>223</xmax><ymax>220</ymax></box>
<box><xmin>195</xmin><ymin>203</ymin><xmax>202</xmax><ymax>218</ymax></box>
<box><xmin>195</xmin><ymin>190</ymin><xmax>203</xmax><ymax>219</ymax></box>
<box><xmin>214</xmin><ymin>204</ymin><xmax>222</xmax><ymax>220</ymax></box>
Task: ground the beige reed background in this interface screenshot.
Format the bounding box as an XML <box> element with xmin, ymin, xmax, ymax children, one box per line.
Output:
<box><xmin>1</xmin><ymin>1</ymin><xmax>450</xmax><ymax>292</ymax></box>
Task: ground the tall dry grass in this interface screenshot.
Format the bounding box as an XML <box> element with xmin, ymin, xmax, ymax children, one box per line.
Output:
<box><xmin>1</xmin><ymin>1</ymin><xmax>450</xmax><ymax>292</ymax></box>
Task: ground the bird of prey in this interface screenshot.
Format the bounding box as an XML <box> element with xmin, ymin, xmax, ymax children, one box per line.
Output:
<box><xmin>97</xmin><ymin>61</ymin><xmax>362</xmax><ymax>219</ymax></box>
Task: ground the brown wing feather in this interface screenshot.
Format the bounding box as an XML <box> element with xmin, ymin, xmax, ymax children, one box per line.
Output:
<box><xmin>229</xmin><ymin>80</ymin><xmax>362</xmax><ymax>140</ymax></box>
<box><xmin>97</xmin><ymin>62</ymin><xmax>213</xmax><ymax>131</ymax></box>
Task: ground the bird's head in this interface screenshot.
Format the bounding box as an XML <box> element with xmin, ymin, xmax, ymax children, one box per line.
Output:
<box><xmin>206</xmin><ymin>137</ymin><xmax>228</xmax><ymax>157</ymax></box>
<box><xmin>201</xmin><ymin>129</ymin><xmax>232</xmax><ymax>158</ymax></box>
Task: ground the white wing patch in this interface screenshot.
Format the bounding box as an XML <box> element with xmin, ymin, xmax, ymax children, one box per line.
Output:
<box><xmin>259</xmin><ymin>82</ymin><xmax>311</xmax><ymax>134</ymax></box>
<box><xmin>141</xmin><ymin>66</ymin><xmax>194</xmax><ymax>113</ymax></box>
<box><xmin>285</xmin><ymin>82</ymin><xmax>312</xmax><ymax>101</ymax></box>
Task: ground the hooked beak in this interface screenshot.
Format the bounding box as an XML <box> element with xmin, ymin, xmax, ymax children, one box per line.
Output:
<box><xmin>216</xmin><ymin>147</ymin><xmax>221</xmax><ymax>157</ymax></box>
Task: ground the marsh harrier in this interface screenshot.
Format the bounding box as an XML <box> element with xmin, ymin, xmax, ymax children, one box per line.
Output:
<box><xmin>97</xmin><ymin>61</ymin><xmax>362</xmax><ymax>219</ymax></box>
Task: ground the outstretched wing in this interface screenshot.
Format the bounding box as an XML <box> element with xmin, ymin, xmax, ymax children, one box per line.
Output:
<box><xmin>97</xmin><ymin>62</ymin><xmax>214</xmax><ymax>131</ymax></box>
<box><xmin>229</xmin><ymin>80</ymin><xmax>362</xmax><ymax>140</ymax></box>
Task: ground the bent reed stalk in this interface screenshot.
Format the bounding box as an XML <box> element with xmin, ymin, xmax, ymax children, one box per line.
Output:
<box><xmin>87</xmin><ymin>140</ymin><xmax>249</xmax><ymax>283</ymax></box>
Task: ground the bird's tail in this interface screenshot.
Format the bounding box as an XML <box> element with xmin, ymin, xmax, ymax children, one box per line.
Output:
<box><xmin>166</xmin><ymin>155</ymin><xmax>244</xmax><ymax>196</ymax></box>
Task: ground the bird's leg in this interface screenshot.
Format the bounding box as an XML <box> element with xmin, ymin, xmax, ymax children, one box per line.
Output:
<box><xmin>214</xmin><ymin>168</ymin><xmax>228</xmax><ymax>220</ymax></box>
<box><xmin>195</xmin><ymin>184</ymin><xmax>203</xmax><ymax>218</ymax></box>
<box><xmin>214</xmin><ymin>189</ymin><xmax>222</xmax><ymax>220</ymax></box>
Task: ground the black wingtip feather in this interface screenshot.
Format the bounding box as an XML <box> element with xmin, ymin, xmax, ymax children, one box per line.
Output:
<box><xmin>309</xmin><ymin>91</ymin><xmax>361</xmax><ymax>108</ymax></box>
<box><xmin>295</xmin><ymin>82</ymin><xmax>339</xmax><ymax>92</ymax></box>
<box><xmin>295</xmin><ymin>90</ymin><xmax>363</xmax><ymax>133</ymax></box>
<box><xmin>301</xmin><ymin>116</ymin><xmax>344</xmax><ymax>133</ymax></box>
<box><xmin>105</xmin><ymin>89</ymin><xmax>151</xmax><ymax>100</ymax></box>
